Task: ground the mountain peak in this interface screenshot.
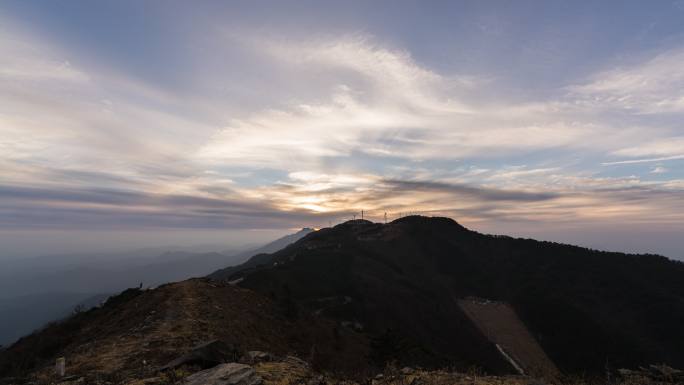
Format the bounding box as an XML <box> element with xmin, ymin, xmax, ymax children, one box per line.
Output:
<box><xmin>389</xmin><ymin>214</ymin><xmax>465</xmax><ymax>229</ymax></box>
<box><xmin>337</xmin><ymin>219</ymin><xmax>374</xmax><ymax>226</ymax></box>
<box><xmin>335</xmin><ymin>215</ymin><xmax>465</xmax><ymax>229</ymax></box>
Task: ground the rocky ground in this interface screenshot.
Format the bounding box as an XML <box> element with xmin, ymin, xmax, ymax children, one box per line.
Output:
<box><xmin>3</xmin><ymin>348</ymin><xmax>681</xmax><ymax>385</ymax></box>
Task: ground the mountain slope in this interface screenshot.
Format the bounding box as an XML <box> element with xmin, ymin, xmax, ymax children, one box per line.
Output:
<box><xmin>0</xmin><ymin>229</ymin><xmax>312</xmax><ymax>347</ymax></box>
<box><xmin>0</xmin><ymin>279</ymin><xmax>369</xmax><ymax>380</ymax></box>
<box><xmin>0</xmin><ymin>252</ymin><xmax>245</xmax><ymax>347</ymax></box>
<box><xmin>212</xmin><ymin>216</ymin><xmax>684</xmax><ymax>375</ymax></box>
<box><xmin>209</xmin><ymin>228</ymin><xmax>314</xmax><ymax>280</ymax></box>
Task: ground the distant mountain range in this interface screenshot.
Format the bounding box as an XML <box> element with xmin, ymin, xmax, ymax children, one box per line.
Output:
<box><xmin>0</xmin><ymin>228</ymin><xmax>313</xmax><ymax>346</ymax></box>
<box><xmin>209</xmin><ymin>228</ymin><xmax>314</xmax><ymax>280</ymax></box>
<box><xmin>1</xmin><ymin>217</ymin><xmax>682</xmax><ymax>382</ymax></box>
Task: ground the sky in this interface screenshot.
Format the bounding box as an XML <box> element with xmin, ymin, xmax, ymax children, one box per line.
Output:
<box><xmin>1</xmin><ymin>0</ymin><xmax>684</xmax><ymax>259</ymax></box>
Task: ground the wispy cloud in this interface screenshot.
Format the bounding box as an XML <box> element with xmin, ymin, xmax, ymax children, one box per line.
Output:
<box><xmin>605</xmin><ymin>137</ymin><xmax>684</xmax><ymax>164</ymax></box>
<box><xmin>568</xmin><ymin>48</ymin><xmax>684</xmax><ymax>114</ymax></box>
<box><xmin>0</xmin><ymin>184</ymin><xmax>317</xmax><ymax>229</ymax></box>
<box><xmin>651</xmin><ymin>165</ymin><xmax>668</xmax><ymax>174</ymax></box>
<box><xmin>603</xmin><ymin>155</ymin><xmax>684</xmax><ymax>165</ymax></box>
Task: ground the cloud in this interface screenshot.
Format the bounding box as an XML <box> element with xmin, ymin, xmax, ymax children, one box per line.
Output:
<box><xmin>258</xmin><ymin>36</ymin><xmax>479</xmax><ymax>111</ymax></box>
<box><xmin>198</xmin><ymin>36</ymin><xmax>634</xmax><ymax>171</ymax></box>
<box><xmin>0</xmin><ymin>23</ymin><xmax>90</xmax><ymax>84</ymax></box>
<box><xmin>568</xmin><ymin>48</ymin><xmax>684</xmax><ymax>114</ymax></box>
<box><xmin>609</xmin><ymin>137</ymin><xmax>684</xmax><ymax>162</ymax></box>
<box><xmin>651</xmin><ymin>165</ymin><xmax>668</xmax><ymax>174</ymax></box>
<box><xmin>241</xmin><ymin>169</ymin><xmax>684</xmax><ymax>229</ymax></box>
<box><xmin>1</xmin><ymin>16</ymin><xmax>684</xmax><ymax>240</ymax></box>
<box><xmin>603</xmin><ymin>155</ymin><xmax>684</xmax><ymax>165</ymax></box>
<box><xmin>382</xmin><ymin>180</ymin><xmax>558</xmax><ymax>202</ymax></box>
<box><xmin>0</xmin><ymin>184</ymin><xmax>316</xmax><ymax>230</ymax></box>
<box><xmin>196</xmin><ymin>36</ymin><xmax>477</xmax><ymax>167</ymax></box>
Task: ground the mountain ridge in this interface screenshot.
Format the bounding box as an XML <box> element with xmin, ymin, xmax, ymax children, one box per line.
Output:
<box><xmin>211</xmin><ymin>215</ymin><xmax>684</xmax><ymax>374</ymax></box>
<box><xmin>2</xmin><ymin>216</ymin><xmax>683</xmax><ymax>383</ymax></box>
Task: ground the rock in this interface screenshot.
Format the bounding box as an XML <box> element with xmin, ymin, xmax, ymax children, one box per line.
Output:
<box><xmin>126</xmin><ymin>378</ymin><xmax>163</xmax><ymax>385</ymax></box>
<box><xmin>161</xmin><ymin>340</ymin><xmax>241</xmax><ymax>371</ymax></box>
<box><xmin>648</xmin><ymin>364</ymin><xmax>683</xmax><ymax>378</ymax></box>
<box><xmin>282</xmin><ymin>355</ymin><xmax>309</xmax><ymax>368</ymax></box>
<box><xmin>400</xmin><ymin>367</ymin><xmax>414</xmax><ymax>375</ymax></box>
<box><xmin>241</xmin><ymin>351</ymin><xmax>274</xmax><ymax>364</ymax></box>
<box><xmin>55</xmin><ymin>357</ymin><xmax>66</xmax><ymax>377</ymax></box>
<box><xmin>307</xmin><ymin>375</ymin><xmax>326</xmax><ymax>385</ymax></box>
<box><xmin>184</xmin><ymin>363</ymin><xmax>262</xmax><ymax>385</ymax></box>
<box><xmin>56</xmin><ymin>377</ymin><xmax>84</xmax><ymax>385</ymax></box>
<box><xmin>618</xmin><ymin>368</ymin><xmax>635</xmax><ymax>376</ymax></box>
<box><xmin>618</xmin><ymin>364</ymin><xmax>684</xmax><ymax>383</ymax></box>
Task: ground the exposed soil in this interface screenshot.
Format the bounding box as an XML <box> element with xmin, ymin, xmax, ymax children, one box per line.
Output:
<box><xmin>458</xmin><ymin>298</ymin><xmax>560</xmax><ymax>379</ymax></box>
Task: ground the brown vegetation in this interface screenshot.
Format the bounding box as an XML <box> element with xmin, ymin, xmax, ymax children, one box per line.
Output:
<box><xmin>0</xmin><ymin>279</ymin><xmax>369</xmax><ymax>383</ymax></box>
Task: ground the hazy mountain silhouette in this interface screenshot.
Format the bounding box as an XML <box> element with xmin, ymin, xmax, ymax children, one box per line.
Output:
<box><xmin>210</xmin><ymin>227</ymin><xmax>315</xmax><ymax>280</ymax></box>
<box><xmin>0</xmin><ymin>292</ymin><xmax>108</xmax><ymax>348</ymax></box>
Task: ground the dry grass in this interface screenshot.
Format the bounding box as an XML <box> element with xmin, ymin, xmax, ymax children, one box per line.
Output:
<box><xmin>255</xmin><ymin>362</ymin><xmax>310</xmax><ymax>385</ymax></box>
<box><xmin>2</xmin><ymin>279</ymin><xmax>369</xmax><ymax>384</ymax></box>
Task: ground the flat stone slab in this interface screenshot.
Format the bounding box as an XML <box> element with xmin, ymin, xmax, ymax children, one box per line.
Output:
<box><xmin>184</xmin><ymin>363</ymin><xmax>262</xmax><ymax>385</ymax></box>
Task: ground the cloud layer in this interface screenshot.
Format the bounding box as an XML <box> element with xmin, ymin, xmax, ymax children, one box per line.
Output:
<box><xmin>1</xmin><ymin>9</ymin><xmax>683</xmax><ymax>257</ymax></box>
